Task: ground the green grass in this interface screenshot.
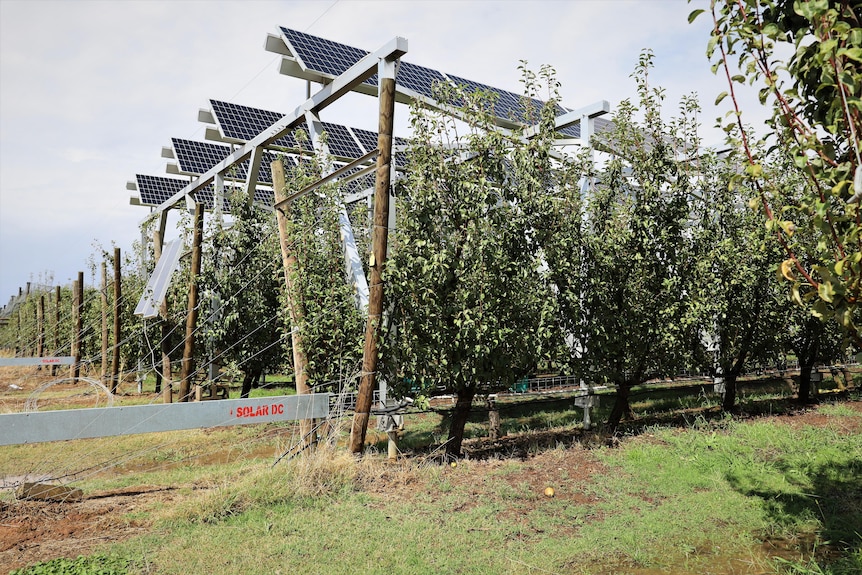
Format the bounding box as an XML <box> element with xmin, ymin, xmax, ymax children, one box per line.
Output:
<box><xmin>5</xmin><ymin>378</ymin><xmax>861</xmax><ymax>574</ymax></box>
<box><xmin>10</xmin><ymin>554</ymin><xmax>131</xmax><ymax>575</ymax></box>
<box><xmin>69</xmin><ymin>401</ymin><xmax>856</xmax><ymax>574</ymax></box>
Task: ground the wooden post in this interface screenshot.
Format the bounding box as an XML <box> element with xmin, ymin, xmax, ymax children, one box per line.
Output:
<box><xmin>36</xmin><ymin>295</ymin><xmax>44</xmax><ymax>368</ymax></box>
<box><xmin>112</xmin><ymin>248</ymin><xmax>122</xmax><ymax>394</ymax></box>
<box><xmin>350</xmin><ymin>69</ymin><xmax>396</xmax><ymax>454</ymax></box>
<box><xmin>101</xmin><ymin>260</ymin><xmax>109</xmax><ymax>384</ymax></box>
<box><xmin>487</xmin><ymin>395</ymin><xmax>501</xmax><ymax>440</ymax></box>
<box><xmin>52</xmin><ymin>286</ymin><xmax>60</xmax><ymax>376</ymax></box>
<box><xmin>271</xmin><ymin>158</ymin><xmax>313</xmax><ymax>445</ymax></box>
<box><xmin>179</xmin><ymin>203</ymin><xmax>203</xmax><ymax>402</ymax></box>
<box><xmin>70</xmin><ymin>272</ymin><xmax>83</xmax><ymax>380</ymax></box>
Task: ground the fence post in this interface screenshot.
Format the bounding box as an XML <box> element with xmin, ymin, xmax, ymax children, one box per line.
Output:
<box><xmin>112</xmin><ymin>248</ymin><xmax>121</xmax><ymax>394</ymax></box>
<box><xmin>179</xmin><ymin>203</ymin><xmax>203</xmax><ymax>402</ymax></box>
<box><xmin>350</xmin><ymin>63</ymin><xmax>396</xmax><ymax>454</ymax></box>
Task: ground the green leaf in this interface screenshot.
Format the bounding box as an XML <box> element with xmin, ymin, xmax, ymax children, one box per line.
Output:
<box><xmin>715</xmin><ymin>91</ymin><xmax>729</xmax><ymax>105</ymax></box>
<box><xmin>688</xmin><ymin>9</ymin><xmax>705</xmax><ymax>24</ymax></box>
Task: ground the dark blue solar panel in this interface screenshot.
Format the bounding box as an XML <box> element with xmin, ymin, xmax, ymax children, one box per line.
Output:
<box><xmin>136</xmin><ymin>174</ymin><xmax>224</xmax><ymax>210</ymax></box>
<box><xmin>172</xmin><ymin>138</ymin><xmax>241</xmax><ymax>176</ymax></box>
<box><xmin>445</xmin><ymin>74</ymin><xmax>523</xmax><ymax>122</ymax></box>
<box><xmin>397</xmin><ymin>62</ymin><xmax>447</xmax><ymax>100</ymax></box>
<box><xmin>136</xmin><ymin>175</ymin><xmax>188</xmax><ymax>206</ymax></box>
<box><xmin>351</xmin><ymin>127</ymin><xmax>379</xmax><ymax>154</ymax></box>
<box><xmin>258</xmin><ymin>152</ymin><xmax>297</xmax><ymax>187</ymax></box>
<box><xmin>209</xmin><ymin>100</ymin><xmax>311</xmax><ymax>151</ymax></box>
<box><xmin>195</xmin><ymin>187</ymin><xmax>232</xmax><ymax>212</ymax></box>
<box><xmin>280</xmin><ymin>27</ymin><xmax>377</xmax><ymax>88</ymax></box>
<box><xmin>333</xmin><ymin>164</ymin><xmax>376</xmax><ymax>197</ymax></box>
<box><xmin>557</xmin><ymin>123</ymin><xmax>581</xmax><ymax>138</ymax></box>
<box><xmin>320</xmin><ymin>121</ymin><xmax>363</xmax><ymax>159</ymax></box>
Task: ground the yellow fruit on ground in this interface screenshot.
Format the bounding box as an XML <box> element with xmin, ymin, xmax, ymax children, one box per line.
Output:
<box><xmin>544</xmin><ymin>487</ymin><xmax>555</xmax><ymax>497</ymax></box>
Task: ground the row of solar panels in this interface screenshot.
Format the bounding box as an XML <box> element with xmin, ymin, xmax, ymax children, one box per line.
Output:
<box><xmin>275</xmin><ymin>27</ymin><xmax>583</xmax><ymax>138</ymax></box>
<box><xmin>134</xmin><ymin>98</ymin><xmax>410</xmax><ymax>208</ymax></box>
<box><xmin>132</xmin><ymin>27</ymin><xmax>602</xmax><ymax>211</ymax></box>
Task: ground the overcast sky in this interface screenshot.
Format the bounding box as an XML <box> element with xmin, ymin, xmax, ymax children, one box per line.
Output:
<box><xmin>0</xmin><ymin>0</ymin><xmax>768</xmax><ymax>305</ymax></box>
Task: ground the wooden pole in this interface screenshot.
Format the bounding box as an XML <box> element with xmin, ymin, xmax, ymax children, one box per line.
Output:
<box><xmin>350</xmin><ymin>71</ymin><xmax>396</xmax><ymax>454</ymax></box>
<box><xmin>101</xmin><ymin>260</ymin><xmax>109</xmax><ymax>384</ymax></box>
<box><xmin>271</xmin><ymin>158</ymin><xmax>313</xmax><ymax>445</ymax></box>
<box><xmin>70</xmin><ymin>272</ymin><xmax>83</xmax><ymax>380</ymax></box>
<box><xmin>112</xmin><ymin>247</ymin><xmax>122</xmax><ymax>394</ymax></box>
<box><xmin>36</xmin><ymin>294</ymin><xmax>44</xmax><ymax>368</ymax></box>
<box><xmin>52</xmin><ymin>286</ymin><xmax>60</xmax><ymax>376</ymax></box>
<box><xmin>179</xmin><ymin>203</ymin><xmax>203</xmax><ymax>402</ymax></box>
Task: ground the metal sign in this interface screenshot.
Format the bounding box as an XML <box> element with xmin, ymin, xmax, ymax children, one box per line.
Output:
<box><xmin>0</xmin><ymin>393</ymin><xmax>329</xmax><ymax>446</ymax></box>
<box><xmin>0</xmin><ymin>356</ymin><xmax>75</xmax><ymax>367</ymax></box>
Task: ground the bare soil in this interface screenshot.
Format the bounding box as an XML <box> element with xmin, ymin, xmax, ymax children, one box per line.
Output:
<box><xmin>1</xmin><ymin>365</ymin><xmax>859</xmax><ymax>573</ymax></box>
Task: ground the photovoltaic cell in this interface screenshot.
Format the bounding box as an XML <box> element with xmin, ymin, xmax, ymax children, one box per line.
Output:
<box><xmin>210</xmin><ymin>100</ymin><xmax>310</xmax><ymax>151</ymax></box>
<box><xmin>397</xmin><ymin>61</ymin><xmax>447</xmax><ymax>100</ymax></box>
<box><xmin>257</xmin><ymin>151</ymin><xmax>296</xmax><ymax>187</ymax></box>
<box><xmin>320</xmin><ymin>121</ymin><xmax>363</xmax><ymax>159</ymax></box>
<box><xmin>351</xmin><ymin>127</ymin><xmax>379</xmax><ymax>154</ymax></box>
<box><xmin>195</xmin><ymin>187</ymin><xmax>231</xmax><ymax>212</ymax></box>
<box><xmin>280</xmin><ymin>27</ymin><xmax>377</xmax><ymax>88</ymax></box>
<box><xmin>278</xmin><ymin>29</ymin><xmax>601</xmax><ymax>141</ymax></box>
<box><xmin>136</xmin><ymin>175</ymin><xmax>188</xmax><ymax>206</ymax></box>
<box><xmin>254</xmin><ymin>187</ymin><xmax>275</xmax><ymax>205</ymax></box>
<box><xmin>136</xmin><ymin>174</ymin><xmax>219</xmax><ymax>209</ymax></box>
<box><xmin>172</xmin><ymin>138</ymin><xmax>245</xmax><ymax>177</ymax></box>
<box><xmin>445</xmin><ymin>74</ymin><xmax>523</xmax><ymax>122</ymax></box>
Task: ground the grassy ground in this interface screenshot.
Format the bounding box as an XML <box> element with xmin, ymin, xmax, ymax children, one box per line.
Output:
<box><xmin>4</xmin><ymin>396</ymin><xmax>861</xmax><ymax>574</ymax></box>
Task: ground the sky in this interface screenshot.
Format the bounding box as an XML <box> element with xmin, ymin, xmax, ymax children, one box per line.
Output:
<box><xmin>0</xmin><ymin>0</ymin><xmax>769</xmax><ymax>306</ymax></box>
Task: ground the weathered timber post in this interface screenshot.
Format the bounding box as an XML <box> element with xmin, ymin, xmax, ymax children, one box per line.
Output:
<box><xmin>52</xmin><ymin>286</ymin><xmax>60</xmax><ymax>376</ymax></box>
<box><xmin>350</xmin><ymin>61</ymin><xmax>396</xmax><ymax>454</ymax></box>
<box><xmin>101</xmin><ymin>260</ymin><xmax>109</xmax><ymax>383</ymax></box>
<box><xmin>271</xmin><ymin>158</ymin><xmax>313</xmax><ymax>445</ymax></box>
<box><xmin>70</xmin><ymin>272</ymin><xmax>83</xmax><ymax>380</ymax></box>
<box><xmin>36</xmin><ymin>294</ymin><xmax>44</xmax><ymax>368</ymax></box>
<box><xmin>487</xmin><ymin>395</ymin><xmax>501</xmax><ymax>440</ymax></box>
<box><xmin>179</xmin><ymin>203</ymin><xmax>203</xmax><ymax>402</ymax></box>
<box><xmin>112</xmin><ymin>247</ymin><xmax>122</xmax><ymax>394</ymax></box>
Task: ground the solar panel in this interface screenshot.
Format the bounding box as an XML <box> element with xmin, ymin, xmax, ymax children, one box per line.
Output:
<box><xmin>258</xmin><ymin>151</ymin><xmax>297</xmax><ymax>187</ymax></box>
<box><xmin>171</xmin><ymin>138</ymin><xmax>246</xmax><ymax>178</ymax></box>
<box><xmin>276</xmin><ymin>29</ymin><xmax>604</xmax><ymax>141</ymax></box>
<box><xmin>195</xmin><ymin>187</ymin><xmax>232</xmax><ymax>212</ymax></box>
<box><xmin>397</xmin><ymin>61</ymin><xmax>447</xmax><ymax>100</ymax></box>
<box><xmin>136</xmin><ymin>175</ymin><xmax>188</xmax><ymax>206</ymax></box>
<box><xmin>209</xmin><ymin>100</ymin><xmax>310</xmax><ymax>151</ymax></box>
<box><xmin>136</xmin><ymin>174</ymin><xmax>221</xmax><ymax>209</ymax></box>
<box><xmin>279</xmin><ymin>27</ymin><xmax>377</xmax><ymax>88</ymax></box>
<box><xmin>446</xmin><ymin>74</ymin><xmax>523</xmax><ymax>123</ymax></box>
<box><xmin>335</xmin><ymin>164</ymin><xmax>376</xmax><ymax>197</ymax></box>
<box><xmin>351</xmin><ymin>127</ymin><xmax>379</xmax><ymax>154</ymax></box>
<box><xmin>557</xmin><ymin>123</ymin><xmax>581</xmax><ymax>138</ymax></box>
<box><xmin>320</xmin><ymin>121</ymin><xmax>363</xmax><ymax>159</ymax></box>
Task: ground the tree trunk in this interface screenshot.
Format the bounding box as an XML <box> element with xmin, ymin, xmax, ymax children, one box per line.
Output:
<box><xmin>240</xmin><ymin>368</ymin><xmax>259</xmax><ymax>399</ymax></box>
<box><xmin>179</xmin><ymin>204</ymin><xmax>204</xmax><ymax>402</ymax></box>
<box><xmin>446</xmin><ymin>385</ymin><xmax>476</xmax><ymax>457</ymax></box>
<box><xmin>721</xmin><ymin>373</ymin><xmax>738</xmax><ymax>412</ymax></box>
<box><xmin>606</xmin><ymin>382</ymin><xmax>633</xmax><ymax>431</ymax></box>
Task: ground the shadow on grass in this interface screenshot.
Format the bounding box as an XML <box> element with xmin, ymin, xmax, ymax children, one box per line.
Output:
<box><xmin>726</xmin><ymin>458</ymin><xmax>862</xmax><ymax>572</ymax></box>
